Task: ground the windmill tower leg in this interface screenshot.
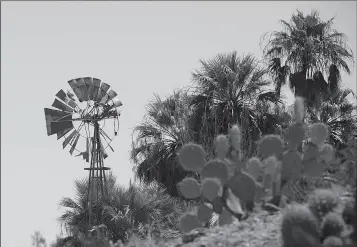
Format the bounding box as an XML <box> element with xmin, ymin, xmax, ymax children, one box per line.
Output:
<box><xmin>85</xmin><ymin>122</ymin><xmax>110</xmax><ymax>234</ymax></box>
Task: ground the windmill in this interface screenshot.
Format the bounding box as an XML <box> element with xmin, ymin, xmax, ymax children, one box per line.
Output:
<box><xmin>44</xmin><ymin>77</ymin><xmax>122</xmax><ymax>230</ymax></box>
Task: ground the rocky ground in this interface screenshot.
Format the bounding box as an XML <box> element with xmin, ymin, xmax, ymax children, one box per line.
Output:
<box><xmin>124</xmin><ymin>206</ymin><xmax>283</xmax><ymax>247</ymax></box>
<box><xmin>175</xmin><ymin>210</ymin><xmax>282</xmax><ymax>247</ymax></box>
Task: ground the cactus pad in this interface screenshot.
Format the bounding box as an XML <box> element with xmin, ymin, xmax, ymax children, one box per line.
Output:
<box><xmin>178</xmin><ymin>212</ymin><xmax>201</xmax><ymax>233</ymax></box>
<box><xmin>228</xmin><ymin>125</ymin><xmax>242</xmax><ymax>151</ymax></box>
<box><xmin>214</xmin><ymin>134</ymin><xmax>230</xmax><ymax>159</ymax></box>
<box><xmin>201</xmin><ymin>159</ymin><xmax>229</xmax><ymax>183</ymax></box>
<box><xmin>212</xmin><ymin>197</ymin><xmax>224</xmax><ymax>214</ymax></box>
<box><xmin>202</xmin><ymin>177</ymin><xmax>221</xmax><ymax>202</ymax></box>
<box><xmin>282</xmin><ymin>150</ymin><xmax>302</xmax><ymax>181</ymax></box>
<box><xmin>177</xmin><ymin>177</ymin><xmax>201</xmax><ymax>199</ymax></box>
<box><xmin>262</xmin><ymin>173</ymin><xmax>273</xmax><ymax>189</ymax></box>
<box><xmin>303</xmin><ymin>142</ymin><xmax>320</xmax><ymax>161</ymax></box>
<box><xmin>179</xmin><ymin>143</ymin><xmax>206</xmax><ymax>172</ymax></box>
<box><xmin>246</xmin><ymin>157</ymin><xmax>262</xmax><ymax>180</ymax></box>
<box><xmin>309</xmin><ymin>123</ymin><xmax>329</xmax><ymax>147</ymax></box>
<box><xmin>224</xmin><ymin>158</ymin><xmax>241</xmax><ymax>178</ymax></box>
<box><xmin>264</xmin><ymin>155</ymin><xmax>279</xmax><ymax>176</ymax></box>
<box><xmin>258</xmin><ymin>135</ymin><xmax>284</xmax><ymax>159</ymax></box>
<box><xmin>303</xmin><ymin>159</ymin><xmax>325</xmax><ymax>177</ymax></box>
<box><xmin>284</xmin><ymin>123</ymin><xmax>305</xmax><ymax>150</ymax></box>
<box><xmin>218</xmin><ymin>209</ymin><xmax>233</xmax><ymax>226</ymax></box>
<box><xmin>320</xmin><ymin>144</ymin><xmax>334</xmax><ymax>163</ymax></box>
<box><xmin>197</xmin><ymin>204</ymin><xmax>213</xmax><ymax>224</ymax></box>
<box><xmin>228</xmin><ymin>171</ymin><xmax>256</xmax><ymax>202</ymax></box>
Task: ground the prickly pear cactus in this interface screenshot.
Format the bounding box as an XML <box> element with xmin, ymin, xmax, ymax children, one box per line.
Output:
<box><xmin>176</xmin><ymin>96</ymin><xmax>340</xmax><ymax>233</ymax></box>
<box><xmin>177</xmin><ymin>124</ymin><xmax>255</xmax><ymax>231</ymax></box>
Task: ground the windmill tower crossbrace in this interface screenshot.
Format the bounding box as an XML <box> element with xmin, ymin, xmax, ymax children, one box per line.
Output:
<box><xmin>44</xmin><ymin>77</ymin><xmax>123</xmax><ymax>231</ymax></box>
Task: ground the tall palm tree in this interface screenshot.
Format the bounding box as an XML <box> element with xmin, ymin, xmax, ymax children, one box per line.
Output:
<box><xmin>190</xmin><ymin>51</ymin><xmax>277</xmax><ymax>158</ymax></box>
<box><xmin>130</xmin><ymin>90</ymin><xmax>196</xmax><ymax>197</ymax></box>
<box><xmin>263</xmin><ymin>10</ymin><xmax>354</xmax><ymax>103</ymax></box>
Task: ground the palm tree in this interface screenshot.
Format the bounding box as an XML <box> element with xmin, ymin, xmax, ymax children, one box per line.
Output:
<box><xmin>306</xmin><ymin>87</ymin><xmax>357</xmax><ymax>149</ymax></box>
<box><xmin>58</xmin><ymin>173</ymin><xmax>141</xmax><ymax>244</ymax></box>
<box><xmin>131</xmin><ymin>90</ymin><xmax>196</xmax><ymax>196</ymax></box>
<box><xmin>104</xmin><ymin>181</ymin><xmax>190</xmax><ymax>240</ymax></box>
<box><xmin>263</xmin><ymin>10</ymin><xmax>354</xmax><ymax>103</ymax></box>
<box><xmin>57</xmin><ymin>173</ymin><xmax>188</xmax><ymax>245</ymax></box>
<box><xmin>190</xmin><ymin>51</ymin><xmax>277</xmax><ymax>158</ymax></box>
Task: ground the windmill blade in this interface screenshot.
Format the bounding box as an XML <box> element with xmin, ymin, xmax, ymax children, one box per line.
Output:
<box><xmin>69</xmin><ymin>133</ymin><xmax>80</xmax><ymax>155</ymax></box>
<box><xmin>95</xmin><ymin>82</ymin><xmax>110</xmax><ymax>102</ymax></box>
<box><xmin>68</xmin><ymin>79</ymin><xmax>83</xmax><ymax>102</ymax></box>
<box><xmin>75</xmin><ymin>78</ymin><xmax>89</xmax><ymax>102</ymax></box>
<box><xmin>55</xmin><ymin>89</ymin><xmax>68</xmax><ymax>102</ymax></box>
<box><xmin>45</xmin><ymin>108</ymin><xmax>71</xmax><ymax>120</ymax></box>
<box><xmin>63</xmin><ymin>129</ymin><xmax>78</xmax><ymax>149</ymax></box>
<box><xmin>68</xmin><ymin>79</ymin><xmax>88</xmax><ymax>102</ymax></box>
<box><xmin>67</xmin><ymin>99</ymin><xmax>78</xmax><ymax>110</ymax></box>
<box><xmin>57</xmin><ymin>127</ymin><xmax>73</xmax><ymax>140</ymax></box>
<box><xmin>92</xmin><ymin>78</ymin><xmax>101</xmax><ymax>102</ymax></box>
<box><xmin>100</xmin><ymin>89</ymin><xmax>118</xmax><ymax>105</ymax></box>
<box><xmin>99</xmin><ymin>136</ymin><xmax>108</xmax><ymax>159</ymax></box>
<box><xmin>44</xmin><ymin>108</ymin><xmax>73</xmax><ymax>136</ymax></box>
<box><xmin>67</xmin><ymin>90</ymin><xmax>76</xmax><ymax>101</ymax></box>
<box><xmin>52</xmin><ymin>99</ymin><xmax>74</xmax><ymax>113</ymax></box>
<box><xmin>84</xmin><ymin>77</ymin><xmax>95</xmax><ymax>100</ymax></box>
<box><xmin>56</xmin><ymin>89</ymin><xmax>78</xmax><ymax>109</ymax></box>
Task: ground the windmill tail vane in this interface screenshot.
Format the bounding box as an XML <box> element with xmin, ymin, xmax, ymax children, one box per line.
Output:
<box><xmin>44</xmin><ymin>77</ymin><xmax>122</xmax><ymax>231</ymax></box>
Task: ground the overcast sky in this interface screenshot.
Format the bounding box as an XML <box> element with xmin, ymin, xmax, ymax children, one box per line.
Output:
<box><xmin>1</xmin><ymin>1</ymin><xmax>356</xmax><ymax>246</ymax></box>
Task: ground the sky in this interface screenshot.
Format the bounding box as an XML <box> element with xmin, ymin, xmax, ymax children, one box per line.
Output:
<box><xmin>1</xmin><ymin>1</ymin><xmax>356</xmax><ymax>246</ymax></box>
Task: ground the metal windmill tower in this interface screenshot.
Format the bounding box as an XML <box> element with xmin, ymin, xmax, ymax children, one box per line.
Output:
<box><xmin>44</xmin><ymin>77</ymin><xmax>122</xmax><ymax>231</ymax></box>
